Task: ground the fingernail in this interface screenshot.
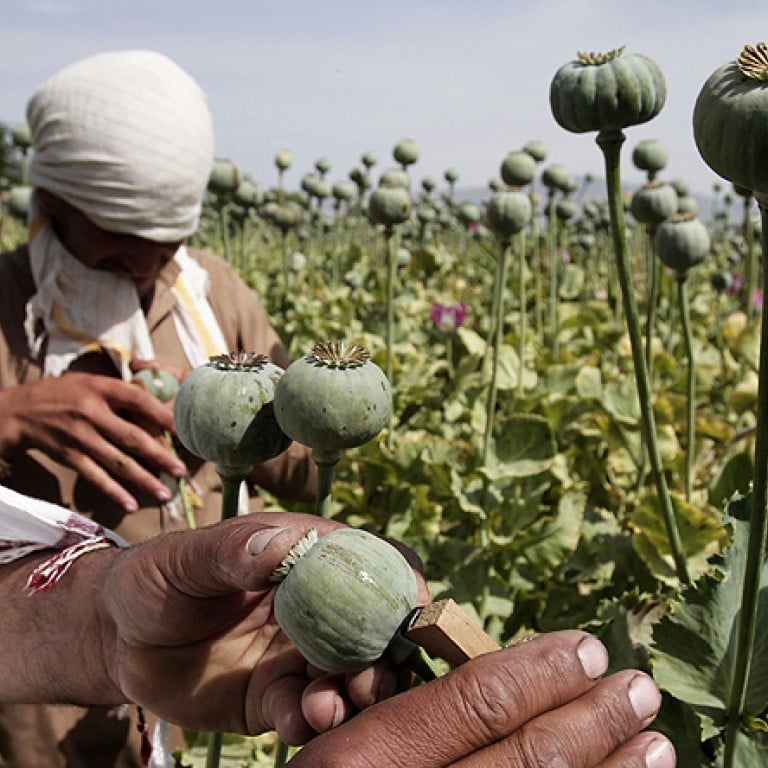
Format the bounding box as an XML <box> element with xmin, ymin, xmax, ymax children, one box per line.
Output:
<box><xmin>377</xmin><ymin>668</ymin><xmax>398</xmax><ymax>700</ymax></box>
<box><xmin>123</xmin><ymin>498</ymin><xmax>138</xmax><ymax>512</ymax></box>
<box><xmin>247</xmin><ymin>526</ymin><xmax>290</xmax><ymax>556</ymax></box>
<box><xmin>576</xmin><ymin>636</ymin><xmax>609</xmax><ymax>679</ymax></box>
<box><xmin>156</xmin><ymin>487</ymin><xmax>173</xmax><ymax>502</ymax></box>
<box><xmin>629</xmin><ymin>674</ymin><xmax>662</xmax><ymax>725</ymax></box>
<box><xmin>645</xmin><ymin>737</ymin><xmax>675</xmax><ymax>768</ymax></box>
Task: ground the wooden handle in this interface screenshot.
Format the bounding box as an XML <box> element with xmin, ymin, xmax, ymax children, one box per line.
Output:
<box><xmin>403</xmin><ymin>598</ymin><xmax>501</xmax><ymax>666</ymax></box>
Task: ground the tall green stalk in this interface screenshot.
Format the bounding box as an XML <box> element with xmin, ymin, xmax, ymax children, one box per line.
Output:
<box><xmin>547</xmin><ymin>192</ymin><xmax>559</xmax><ymax>355</ymax></box>
<box><xmin>206</xmin><ymin>474</ymin><xmax>243</xmax><ymax>768</ymax></box>
<box><xmin>517</xmin><ymin>229</ymin><xmax>527</xmax><ymax>396</ymax></box>
<box><xmin>644</xmin><ymin>227</ymin><xmax>661</xmax><ymax>382</ymax></box>
<box><xmin>676</xmin><ymin>277</ymin><xmax>696</xmax><ymax>502</ymax></box>
<box><xmin>312</xmin><ymin>449</ymin><xmax>341</xmax><ymax>518</ymax></box>
<box><xmin>597</xmin><ymin>129</ymin><xmax>690</xmax><ymax>586</ymax></box>
<box><xmin>384</xmin><ymin>226</ymin><xmax>398</xmax><ymax>451</ymax></box>
<box><xmin>723</xmin><ymin>199</ymin><xmax>768</xmax><ymax>765</ymax></box>
<box><xmin>482</xmin><ymin>238</ymin><xmax>511</xmax><ymax>466</ymax></box>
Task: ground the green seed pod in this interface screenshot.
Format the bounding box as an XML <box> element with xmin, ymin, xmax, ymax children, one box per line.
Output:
<box><xmin>7</xmin><ymin>186</ymin><xmax>32</xmax><ymax>221</ymax></box>
<box><xmin>379</xmin><ymin>167</ymin><xmax>410</xmax><ymax>189</ymax></box>
<box><xmin>444</xmin><ymin>167</ymin><xmax>459</xmax><ymax>184</ymax></box>
<box><xmin>272</xmin><ymin>528</ymin><xmax>419</xmax><ymax>673</ymax></box>
<box><xmin>269</xmin><ymin>202</ymin><xmax>303</xmax><ymax>233</ymax></box>
<box><xmin>393</xmin><ymin>138</ymin><xmax>419</xmax><ymax>167</ymax></box>
<box><xmin>556</xmin><ymin>197</ymin><xmax>579</xmax><ymax>222</ymax></box>
<box><xmin>630</xmin><ymin>181</ymin><xmax>679</xmax><ymax>226</ymax></box>
<box><xmin>275</xmin><ymin>150</ymin><xmax>293</xmax><ymax>172</ymax></box>
<box><xmin>208</xmin><ymin>158</ymin><xmax>241</xmax><ymax>197</ymax></box>
<box><xmin>274</xmin><ymin>341</ymin><xmax>391</xmax><ymax>462</ymax></box>
<box><xmin>458</xmin><ymin>202</ymin><xmax>482</xmax><ymax>226</ymax></box>
<box><xmin>522</xmin><ymin>140</ymin><xmax>547</xmax><ymax>163</ymax></box>
<box><xmin>332</xmin><ymin>180</ymin><xmax>356</xmax><ymax>203</ymax></box>
<box><xmin>361</xmin><ymin>151</ymin><xmax>377</xmax><ymax>169</ymax></box>
<box><xmin>693</xmin><ymin>43</ymin><xmax>768</xmax><ymax>197</ymax></box>
<box><xmin>421</xmin><ymin>176</ymin><xmax>436</xmax><ymax>193</ymax></box>
<box><xmin>677</xmin><ymin>195</ymin><xmax>699</xmax><ymax>216</ymax></box>
<box><xmin>655</xmin><ymin>213</ymin><xmax>711</xmax><ymax>280</ymax></box>
<box><xmin>500</xmin><ymin>150</ymin><xmax>537</xmax><ymax>188</ymax></box>
<box><xmin>233</xmin><ymin>179</ymin><xmax>264</xmax><ymax>209</ymax></box>
<box><xmin>11</xmin><ymin>123</ymin><xmax>31</xmax><ymax>151</ymax></box>
<box><xmin>632</xmin><ymin>138</ymin><xmax>668</xmax><ymax>179</ymax></box>
<box><xmin>174</xmin><ymin>352</ymin><xmax>291</xmax><ymax>478</ymax></box>
<box><xmin>368</xmin><ymin>184</ymin><xmax>412</xmax><ymax>226</ymax></box>
<box><xmin>550</xmin><ymin>46</ymin><xmax>666</xmax><ymax>134</ymax></box>
<box><xmin>541</xmin><ymin>163</ymin><xmax>575</xmax><ymax>193</ymax></box>
<box><xmin>486</xmin><ymin>190</ymin><xmax>532</xmax><ymax>240</ymax></box>
<box><xmin>132</xmin><ymin>368</ymin><xmax>179</xmax><ymax>402</ymax></box>
<box><xmin>315</xmin><ymin>157</ymin><xmax>331</xmax><ymax>177</ymax></box>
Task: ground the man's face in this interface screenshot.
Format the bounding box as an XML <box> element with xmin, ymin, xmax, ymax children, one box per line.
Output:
<box><xmin>39</xmin><ymin>190</ymin><xmax>183</xmax><ymax>298</ymax></box>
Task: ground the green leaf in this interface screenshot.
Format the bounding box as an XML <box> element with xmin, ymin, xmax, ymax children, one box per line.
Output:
<box><xmin>651</xmin><ymin>498</ymin><xmax>768</xmax><ymax>749</ymax></box>
<box><xmin>602</xmin><ymin>377</ymin><xmax>641</xmax><ymax>425</ymax></box>
<box><xmin>483</xmin><ymin>414</ymin><xmax>557</xmax><ymax>479</ymax></box>
<box><xmin>631</xmin><ymin>492</ymin><xmax>728</xmax><ymax>586</ymax></box>
<box><xmin>457</xmin><ymin>326</ymin><xmax>486</xmax><ymax>356</ymax></box>
<box><xmin>575</xmin><ymin>365</ymin><xmax>602</xmax><ymax>400</ymax></box>
<box><xmin>734</xmin><ymin>319</ymin><xmax>762</xmax><ymax>371</ymax></box>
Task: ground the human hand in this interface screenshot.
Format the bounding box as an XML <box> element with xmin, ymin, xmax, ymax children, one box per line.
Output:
<box><xmin>101</xmin><ymin>514</ymin><xmax>428</xmax><ymax>742</ymax></box>
<box><xmin>290</xmin><ymin>631</ymin><xmax>675</xmax><ymax>768</ymax></box>
<box><xmin>0</xmin><ymin>372</ymin><xmax>187</xmax><ymax>510</ymax></box>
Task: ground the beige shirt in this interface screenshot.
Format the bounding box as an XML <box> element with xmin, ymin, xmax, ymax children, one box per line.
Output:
<box><xmin>0</xmin><ymin>244</ymin><xmax>315</xmax><ymax>767</ymax></box>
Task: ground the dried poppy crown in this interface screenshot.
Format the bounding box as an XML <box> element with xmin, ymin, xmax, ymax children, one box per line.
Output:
<box><xmin>738</xmin><ymin>43</ymin><xmax>768</xmax><ymax>81</ymax></box>
<box><xmin>309</xmin><ymin>340</ymin><xmax>371</xmax><ymax>369</ymax></box>
<box><xmin>577</xmin><ymin>46</ymin><xmax>625</xmax><ymax>66</ymax></box>
<box><xmin>209</xmin><ymin>352</ymin><xmax>269</xmax><ymax>370</ymax></box>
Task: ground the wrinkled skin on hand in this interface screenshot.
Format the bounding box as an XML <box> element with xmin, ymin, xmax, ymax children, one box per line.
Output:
<box><xmin>102</xmin><ymin>513</ymin><xmax>426</xmax><ymax>743</ymax></box>
<box><xmin>100</xmin><ymin>514</ymin><xmax>675</xmax><ymax>767</ymax></box>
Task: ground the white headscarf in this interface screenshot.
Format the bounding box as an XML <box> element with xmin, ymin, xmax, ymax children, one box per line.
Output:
<box><xmin>26</xmin><ymin>49</ymin><xmax>214</xmax><ymax>242</ymax></box>
<box><xmin>22</xmin><ymin>51</ymin><xmax>229</xmax><ymax>379</ymax></box>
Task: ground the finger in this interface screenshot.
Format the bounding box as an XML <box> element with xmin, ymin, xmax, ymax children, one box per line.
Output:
<box><xmin>93</xmin><ymin>376</ymin><xmax>175</xmax><ymax>428</ymax></box>
<box><xmin>97</xmin><ymin>415</ymin><xmax>186</xmax><ymax>478</ymax></box>
<box><xmin>79</xmin><ymin>437</ymin><xmax>179</xmax><ymax>506</ymax></box>
<box><xmin>597</xmin><ymin>731</ymin><xmax>676</xmax><ymax>768</ymax></box>
<box><xmin>345</xmin><ymin>658</ymin><xmax>410</xmax><ymax>710</ymax></box>
<box><xmin>287</xmin><ymin>631</ymin><xmax>609</xmax><ymax>767</ymax></box>
<box><xmin>64</xmin><ymin>450</ymin><xmax>143</xmax><ymax>512</ymax></box>
<box><xmin>451</xmin><ymin>670</ymin><xmax>663</xmax><ymax>768</ymax></box>
<box><xmin>301</xmin><ymin>675</ymin><xmax>355</xmax><ymax>733</ymax></box>
<box><xmin>154</xmin><ymin>514</ymin><xmax>345</xmax><ymax>597</ymax></box>
<box><xmin>261</xmin><ymin>674</ymin><xmax>317</xmax><ymax>745</ymax></box>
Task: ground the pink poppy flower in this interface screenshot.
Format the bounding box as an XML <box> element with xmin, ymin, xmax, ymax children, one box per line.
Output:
<box><xmin>431</xmin><ymin>301</ymin><xmax>468</xmax><ymax>332</ymax></box>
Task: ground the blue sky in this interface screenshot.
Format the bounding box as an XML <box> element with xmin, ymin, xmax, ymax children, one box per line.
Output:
<box><xmin>2</xmin><ymin>0</ymin><xmax>767</xmax><ymax>199</ymax></box>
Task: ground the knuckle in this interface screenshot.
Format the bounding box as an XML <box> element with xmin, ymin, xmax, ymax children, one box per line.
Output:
<box><xmin>447</xmin><ymin>665</ymin><xmax>527</xmax><ymax>740</ymax></box>
<box><xmin>511</xmin><ymin>720</ymin><xmax>573</xmax><ymax>767</ymax></box>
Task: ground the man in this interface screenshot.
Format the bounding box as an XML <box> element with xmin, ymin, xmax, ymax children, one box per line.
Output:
<box><xmin>0</xmin><ymin>49</ymin><xmax>316</xmax><ymax>765</ymax></box>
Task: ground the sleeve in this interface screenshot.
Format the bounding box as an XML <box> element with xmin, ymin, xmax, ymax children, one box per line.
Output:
<box><xmin>0</xmin><ymin>483</ymin><xmax>127</xmax><ymax>564</ymax></box>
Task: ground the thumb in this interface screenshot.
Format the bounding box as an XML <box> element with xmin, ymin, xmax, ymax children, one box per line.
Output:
<box><xmin>157</xmin><ymin>516</ymin><xmax>342</xmax><ymax>598</ymax></box>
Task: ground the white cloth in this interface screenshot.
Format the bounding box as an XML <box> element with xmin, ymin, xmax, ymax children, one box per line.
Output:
<box><xmin>0</xmin><ymin>483</ymin><xmax>127</xmax><ymax>564</ymax></box>
<box><xmin>24</xmin><ymin>193</ymin><xmax>229</xmax><ymax>380</ymax></box>
<box><xmin>26</xmin><ymin>50</ymin><xmax>214</xmax><ymax>242</ymax></box>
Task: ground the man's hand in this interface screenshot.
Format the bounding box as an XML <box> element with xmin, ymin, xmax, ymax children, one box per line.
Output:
<box><xmin>291</xmin><ymin>631</ymin><xmax>675</xmax><ymax>767</ymax></box>
<box><xmin>100</xmin><ymin>514</ymin><xmax>674</xmax><ymax>766</ymax></box>
<box><xmin>102</xmin><ymin>513</ymin><xmax>427</xmax><ymax>742</ymax></box>
<box><xmin>0</xmin><ymin>373</ymin><xmax>187</xmax><ymax>510</ymax></box>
